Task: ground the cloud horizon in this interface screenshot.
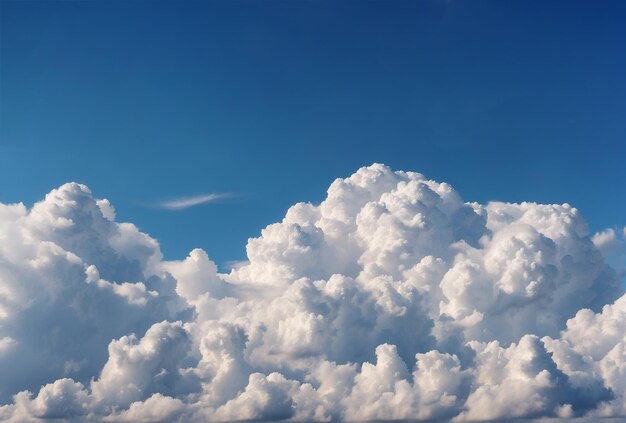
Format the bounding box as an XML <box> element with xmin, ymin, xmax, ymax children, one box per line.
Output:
<box><xmin>0</xmin><ymin>164</ymin><xmax>625</xmax><ymax>422</ymax></box>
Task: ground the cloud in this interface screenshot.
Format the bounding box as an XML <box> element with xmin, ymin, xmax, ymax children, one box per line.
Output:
<box><xmin>0</xmin><ymin>164</ymin><xmax>624</xmax><ymax>422</ymax></box>
<box><xmin>155</xmin><ymin>193</ymin><xmax>231</xmax><ymax>210</ymax></box>
<box><xmin>593</xmin><ymin>227</ymin><xmax>626</xmax><ymax>279</ymax></box>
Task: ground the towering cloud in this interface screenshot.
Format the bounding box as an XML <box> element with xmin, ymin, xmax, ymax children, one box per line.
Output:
<box><xmin>0</xmin><ymin>164</ymin><xmax>624</xmax><ymax>422</ymax></box>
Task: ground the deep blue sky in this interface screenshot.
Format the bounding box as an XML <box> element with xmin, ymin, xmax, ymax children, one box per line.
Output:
<box><xmin>1</xmin><ymin>0</ymin><xmax>625</xmax><ymax>269</ymax></box>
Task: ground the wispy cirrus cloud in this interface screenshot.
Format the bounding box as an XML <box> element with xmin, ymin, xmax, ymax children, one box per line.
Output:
<box><xmin>156</xmin><ymin>193</ymin><xmax>232</xmax><ymax>210</ymax></box>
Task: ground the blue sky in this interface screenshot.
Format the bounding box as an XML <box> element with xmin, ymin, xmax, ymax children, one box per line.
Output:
<box><xmin>1</xmin><ymin>0</ymin><xmax>625</xmax><ymax>269</ymax></box>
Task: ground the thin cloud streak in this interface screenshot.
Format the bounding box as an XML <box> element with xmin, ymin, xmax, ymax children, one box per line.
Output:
<box><xmin>157</xmin><ymin>193</ymin><xmax>232</xmax><ymax>210</ymax></box>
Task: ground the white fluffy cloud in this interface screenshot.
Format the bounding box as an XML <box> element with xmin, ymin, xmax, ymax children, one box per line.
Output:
<box><xmin>0</xmin><ymin>164</ymin><xmax>624</xmax><ymax>422</ymax></box>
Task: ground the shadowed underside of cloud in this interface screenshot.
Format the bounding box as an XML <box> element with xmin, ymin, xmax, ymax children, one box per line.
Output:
<box><xmin>155</xmin><ymin>193</ymin><xmax>231</xmax><ymax>210</ymax></box>
<box><xmin>0</xmin><ymin>164</ymin><xmax>625</xmax><ymax>422</ymax></box>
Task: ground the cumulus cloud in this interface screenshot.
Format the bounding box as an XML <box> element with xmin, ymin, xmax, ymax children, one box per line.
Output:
<box><xmin>593</xmin><ymin>227</ymin><xmax>626</xmax><ymax>279</ymax></box>
<box><xmin>0</xmin><ymin>164</ymin><xmax>624</xmax><ymax>422</ymax></box>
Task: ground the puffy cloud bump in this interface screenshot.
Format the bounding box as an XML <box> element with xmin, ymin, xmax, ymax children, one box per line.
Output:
<box><xmin>0</xmin><ymin>164</ymin><xmax>624</xmax><ymax>422</ymax></box>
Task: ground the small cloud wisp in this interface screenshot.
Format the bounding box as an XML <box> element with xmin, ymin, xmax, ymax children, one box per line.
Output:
<box><xmin>157</xmin><ymin>193</ymin><xmax>231</xmax><ymax>210</ymax></box>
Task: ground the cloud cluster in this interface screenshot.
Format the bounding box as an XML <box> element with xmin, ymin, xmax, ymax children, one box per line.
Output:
<box><xmin>0</xmin><ymin>164</ymin><xmax>624</xmax><ymax>422</ymax></box>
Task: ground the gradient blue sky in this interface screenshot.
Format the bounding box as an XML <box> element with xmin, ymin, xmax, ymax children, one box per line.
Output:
<box><xmin>1</xmin><ymin>0</ymin><xmax>625</xmax><ymax>269</ymax></box>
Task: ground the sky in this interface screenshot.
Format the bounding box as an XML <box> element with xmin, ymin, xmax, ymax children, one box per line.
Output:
<box><xmin>1</xmin><ymin>0</ymin><xmax>625</xmax><ymax>269</ymax></box>
<box><xmin>2</xmin><ymin>2</ymin><xmax>626</xmax><ymax>421</ymax></box>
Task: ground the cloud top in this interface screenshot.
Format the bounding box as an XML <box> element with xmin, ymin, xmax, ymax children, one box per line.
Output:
<box><xmin>0</xmin><ymin>165</ymin><xmax>624</xmax><ymax>422</ymax></box>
